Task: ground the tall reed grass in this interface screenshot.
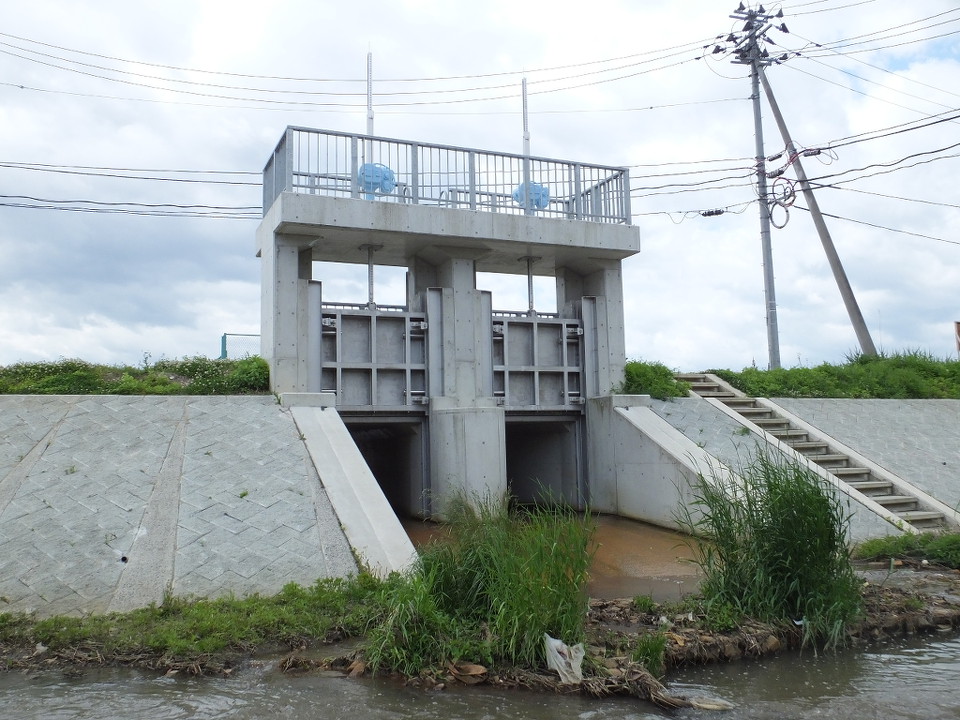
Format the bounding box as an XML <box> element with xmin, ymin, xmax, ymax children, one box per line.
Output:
<box><xmin>680</xmin><ymin>452</ymin><xmax>862</xmax><ymax>648</ymax></box>
<box><xmin>365</xmin><ymin>495</ymin><xmax>595</xmax><ymax>674</ymax></box>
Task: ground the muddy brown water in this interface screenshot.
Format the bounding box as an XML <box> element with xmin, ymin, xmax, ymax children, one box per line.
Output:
<box><xmin>403</xmin><ymin>513</ymin><xmax>702</xmax><ymax>601</ymax></box>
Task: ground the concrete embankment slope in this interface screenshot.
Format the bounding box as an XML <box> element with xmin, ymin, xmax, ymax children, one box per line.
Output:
<box><xmin>0</xmin><ymin>395</ymin><xmax>413</xmax><ymax>618</ymax></box>
<box><xmin>599</xmin><ymin>396</ymin><xmax>959</xmax><ymax>541</ymax></box>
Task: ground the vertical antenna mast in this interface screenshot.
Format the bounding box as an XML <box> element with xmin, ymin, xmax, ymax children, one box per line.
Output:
<box><xmin>521</xmin><ymin>77</ymin><xmax>532</xmax><ymax>215</ymax></box>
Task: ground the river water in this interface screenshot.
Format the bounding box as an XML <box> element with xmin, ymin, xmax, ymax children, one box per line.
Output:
<box><xmin>5</xmin><ymin>635</ymin><xmax>960</xmax><ymax>719</ymax></box>
<box><xmin>5</xmin><ymin>517</ymin><xmax>960</xmax><ymax>718</ymax></box>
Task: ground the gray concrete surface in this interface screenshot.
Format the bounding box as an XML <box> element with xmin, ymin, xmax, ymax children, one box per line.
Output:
<box><xmin>1</xmin><ymin>393</ymin><xmax>956</xmax><ymax>618</ymax></box>
<box><xmin>0</xmin><ymin>395</ymin><xmax>357</xmax><ymax>618</ymax></box>
<box><xmin>771</xmin><ymin>399</ymin><xmax>960</xmax><ymax>511</ymax></box>
<box><xmin>646</xmin><ymin>396</ymin><xmax>960</xmax><ymax>539</ymax></box>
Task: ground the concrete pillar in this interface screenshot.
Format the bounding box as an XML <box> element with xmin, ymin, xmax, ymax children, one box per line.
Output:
<box><xmin>259</xmin><ymin>228</ymin><xmax>314</xmax><ymax>393</ymax></box>
<box><xmin>556</xmin><ymin>261</ymin><xmax>627</xmax><ymax>395</ymax></box>
<box><xmin>420</xmin><ymin>252</ymin><xmax>507</xmax><ymax>516</ymax></box>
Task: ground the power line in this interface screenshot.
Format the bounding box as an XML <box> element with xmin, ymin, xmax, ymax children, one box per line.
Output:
<box><xmin>793</xmin><ymin>204</ymin><xmax>960</xmax><ymax>246</ymax></box>
<box><xmin>0</xmin><ymin>161</ymin><xmax>260</xmax><ymax>185</ymax></box>
<box><xmin>0</xmin><ymin>30</ymin><xmax>715</xmax><ymax>84</ymax></box>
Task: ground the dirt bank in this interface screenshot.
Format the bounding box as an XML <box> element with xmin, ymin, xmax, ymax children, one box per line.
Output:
<box><xmin>587</xmin><ymin>562</ymin><xmax>960</xmax><ymax>669</ymax></box>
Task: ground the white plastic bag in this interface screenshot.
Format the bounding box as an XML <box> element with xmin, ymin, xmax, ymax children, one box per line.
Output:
<box><xmin>543</xmin><ymin>633</ymin><xmax>585</xmax><ymax>684</ymax></box>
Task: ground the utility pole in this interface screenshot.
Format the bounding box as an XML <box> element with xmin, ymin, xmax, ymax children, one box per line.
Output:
<box><xmin>757</xmin><ymin>65</ymin><xmax>878</xmax><ymax>356</ymax></box>
<box><xmin>727</xmin><ymin>3</ymin><xmax>877</xmax><ymax>363</ymax></box>
<box><xmin>730</xmin><ymin>4</ymin><xmax>781</xmax><ymax>369</ymax></box>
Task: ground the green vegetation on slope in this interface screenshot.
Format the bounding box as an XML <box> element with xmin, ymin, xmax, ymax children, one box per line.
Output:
<box><xmin>617</xmin><ymin>360</ymin><xmax>691</xmax><ymax>399</ymax></box>
<box><xmin>711</xmin><ymin>351</ymin><xmax>960</xmax><ymax>399</ymax></box>
<box><xmin>855</xmin><ymin>532</ymin><xmax>960</xmax><ymax>570</ymax></box>
<box><xmin>0</xmin><ymin>574</ymin><xmax>388</xmax><ymax>663</ymax></box>
<box><xmin>679</xmin><ymin>452</ymin><xmax>862</xmax><ymax>649</ymax></box>
<box><xmin>0</xmin><ymin>356</ymin><xmax>269</xmax><ymax>395</ymax></box>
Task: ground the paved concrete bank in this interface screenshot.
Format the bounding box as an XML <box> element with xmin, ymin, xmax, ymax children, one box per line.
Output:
<box><xmin>771</xmin><ymin>399</ymin><xmax>960</xmax><ymax>511</ymax></box>
<box><xmin>0</xmin><ymin>396</ymin><xmax>357</xmax><ymax>618</ymax></box>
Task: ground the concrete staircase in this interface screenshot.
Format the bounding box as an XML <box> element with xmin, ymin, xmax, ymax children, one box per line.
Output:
<box><xmin>676</xmin><ymin>372</ymin><xmax>947</xmax><ymax>532</ymax></box>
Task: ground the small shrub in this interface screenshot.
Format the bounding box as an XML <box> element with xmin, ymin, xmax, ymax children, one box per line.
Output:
<box><xmin>631</xmin><ymin>631</ymin><xmax>667</xmax><ymax>676</ymax></box>
<box><xmin>618</xmin><ymin>360</ymin><xmax>690</xmax><ymax>399</ymax></box>
<box><xmin>632</xmin><ymin>594</ymin><xmax>656</xmax><ymax>613</ymax></box>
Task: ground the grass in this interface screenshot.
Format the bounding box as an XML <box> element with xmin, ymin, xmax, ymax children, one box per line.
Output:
<box><xmin>617</xmin><ymin>360</ymin><xmax>691</xmax><ymax>399</ymax></box>
<box><xmin>678</xmin><ymin>451</ymin><xmax>862</xmax><ymax>649</ymax></box>
<box><xmin>365</xmin><ymin>494</ymin><xmax>596</xmax><ymax>675</ymax></box>
<box><xmin>0</xmin><ymin>574</ymin><xmax>389</xmax><ymax>664</ymax></box>
<box><xmin>855</xmin><ymin>532</ymin><xmax>960</xmax><ymax>569</ymax></box>
<box><xmin>711</xmin><ymin>350</ymin><xmax>960</xmax><ymax>399</ymax></box>
<box><xmin>0</xmin><ymin>356</ymin><xmax>269</xmax><ymax>395</ymax></box>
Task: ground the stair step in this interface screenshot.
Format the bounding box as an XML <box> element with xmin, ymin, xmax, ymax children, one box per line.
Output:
<box><xmin>832</xmin><ymin>466</ymin><xmax>870</xmax><ymax>477</ymax></box>
<box><xmin>735</xmin><ymin>407</ymin><xmax>773</xmax><ymax>417</ymax></box>
<box><xmin>846</xmin><ymin>480</ymin><xmax>893</xmax><ymax>493</ymax></box>
<box><xmin>753</xmin><ymin>418</ymin><xmax>791</xmax><ymax>429</ymax></box>
<box><xmin>810</xmin><ymin>454</ymin><xmax>850</xmax><ymax>466</ymax></box>
<box><xmin>898</xmin><ymin>510</ymin><xmax>944</xmax><ymax>524</ymax></box>
<box><xmin>872</xmin><ymin>495</ymin><xmax>918</xmax><ymax>508</ymax></box>
<box><xmin>698</xmin><ymin>391</ymin><xmax>736</xmax><ymax>398</ymax></box>
<box><xmin>789</xmin><ymin>441</ymin><xmax>829</xmax><ymax>452</ymax></box>
<box><xmin>721</xmin><ymin>396</ymin><xmax>757</xmax><ymax>405</ymax></box>
<box><xmin>770</xmin><ymin>429</ymin><xmax>808</xmax><ymax>440</ymax></box>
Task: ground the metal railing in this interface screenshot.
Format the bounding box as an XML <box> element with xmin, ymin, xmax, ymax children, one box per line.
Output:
<box><xmin>263</xmin><ymin>127</ymin><xmax>631</xmax><ymax>224</ymax></box>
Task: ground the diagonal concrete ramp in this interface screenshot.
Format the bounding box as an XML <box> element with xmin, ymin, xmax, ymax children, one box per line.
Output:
<box><xmin>0</xmin><ymin>395</ymin><xmax>386</xmax><ymax>618</ymax></box>
<box><xmin>286</xmin><ymin>399</ymin><xmax>417</xmax><ymax>575</ymax></box>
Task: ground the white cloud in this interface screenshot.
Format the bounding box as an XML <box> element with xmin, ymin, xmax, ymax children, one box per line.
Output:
<box><xmin>1</xmin><ymin>0</ymin><xmax>958</xmax><ymax>370</ymax></box>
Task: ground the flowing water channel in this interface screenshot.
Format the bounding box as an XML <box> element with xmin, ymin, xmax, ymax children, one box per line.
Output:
<box><xmin>5</xmin><ymin>636</ymin><xmax>960</xmax><ymax>719</ymax></box>
<box><xmin>5</xmin><ymin>517</ymin><xmax>960</xmax><ymax>718</ymax></box>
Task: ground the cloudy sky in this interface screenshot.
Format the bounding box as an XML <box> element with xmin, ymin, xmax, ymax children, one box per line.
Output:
<box><xmin>2</xmin><ymin>0</ymin><xmax>958</xmax><ymax>372</ymax></box>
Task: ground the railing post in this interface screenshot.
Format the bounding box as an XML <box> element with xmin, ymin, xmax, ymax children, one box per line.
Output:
<box><xmin>522</xmin><ymin>156</ymin><xmax>532</xmax><ymax>215</ymax></box>
<box><xmin>410</xmin><ymin>143</ymin><xmax>420</xmax><ymax>204</ymax></box>
<box><xmin>350</xmin><ymin>136</ymin><xmax>360</xmax><ymax>199</ymax></box>
<box><xmin>468</xmin><ymin>152</ymin><xmax>477</xmax><ymax>210</ymax></box>
<box><xmin>620</xmin><ymin>168</ymin><xmax>631</xmax><ymax>225</ymax></box>
<box><xmin>573</xmin><ymin>164</ymin><xmax>583</xmax><ymax>220</ymax></box>
<box><xmin>283</xmin><ymin>127</ymin><xmax>294</xmax><ymax>194</ymax></box>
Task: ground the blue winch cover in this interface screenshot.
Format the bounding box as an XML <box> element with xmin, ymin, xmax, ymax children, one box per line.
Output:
<box><xmin>358</xmin><ymin>163</ymin><xmax>397</xmax><ymax>195</ymax></box>
<box><xmin>512</xmin><ymin>181</ymin><xmax>550</xmax><ymax>210</ymax></box>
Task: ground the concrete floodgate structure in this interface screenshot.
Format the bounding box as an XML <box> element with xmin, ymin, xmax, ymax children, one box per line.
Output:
<box><xmin>256</xmin><ymin>127</ymin><xmax>958</xmax><ymax>540</ymax></box>
<box><xmin>2</xmin><ymin>129</ymin><xmax>958</xmax><ymax>618</ymax></box>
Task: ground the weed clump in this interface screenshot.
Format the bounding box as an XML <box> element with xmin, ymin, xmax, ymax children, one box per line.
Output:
<box><xmin>366</xmin><ymin>495</ymin><xmax>595</xmax><ymax>675</ymax></box>
<box><xmin>680</xmin><ymin>452</ymin><xmax>862</xmax><ymax>649</ymax></box>
<box><xmin>618</xmin><ymin>360</ymin><xmax>690</xmax><ymax>399</ymax></box>
<box><xmin>855</xmin><ymin>532</ymin><xmax>960</xmax><ymax>569</ymax></box>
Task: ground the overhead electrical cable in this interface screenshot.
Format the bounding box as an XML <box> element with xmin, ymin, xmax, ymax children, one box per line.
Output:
<box><xmin>793</xmin><ymin>204</ymin><xmax>959</xmax><ymax>246</ymax></box>
<box><xmin>0</xmin><ymin>30</ymin><xmax>715</xmax><ymax>84</ymax></box>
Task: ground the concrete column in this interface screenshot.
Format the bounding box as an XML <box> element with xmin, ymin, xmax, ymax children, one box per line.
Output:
<box><xmin>429</xmin><ymin>398</ymin><xmax>506</xmax><ymax>517</ymax></box>
<box><xmin>259</xmin><ymin>229</ymin><xmax>313</xmax><ymax>393</ymax></box>
<box><xmin>421</xmin><ymin>252</ymin><xmax>507</xmax><ymax>516</ymax></box>
<box><xmin>556</xmin><ymin>261</ymin><xmax>627</xmax><ymax>395</ymax></box>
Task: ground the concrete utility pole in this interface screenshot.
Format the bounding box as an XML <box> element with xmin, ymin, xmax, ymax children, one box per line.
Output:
<box><xmin>730</xmin><ymin>4</ymin><xmax>781</xmax><ymax>369</ymax></box>
<box><xmin>728</xmin><ymin>3</ymin><xmax>877</xmax><ymax>363</ymax></box>
<box><xmin>757</xmin><ymin>65</ymin><xmax>878</xmax><ymax>356</ymax></box>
